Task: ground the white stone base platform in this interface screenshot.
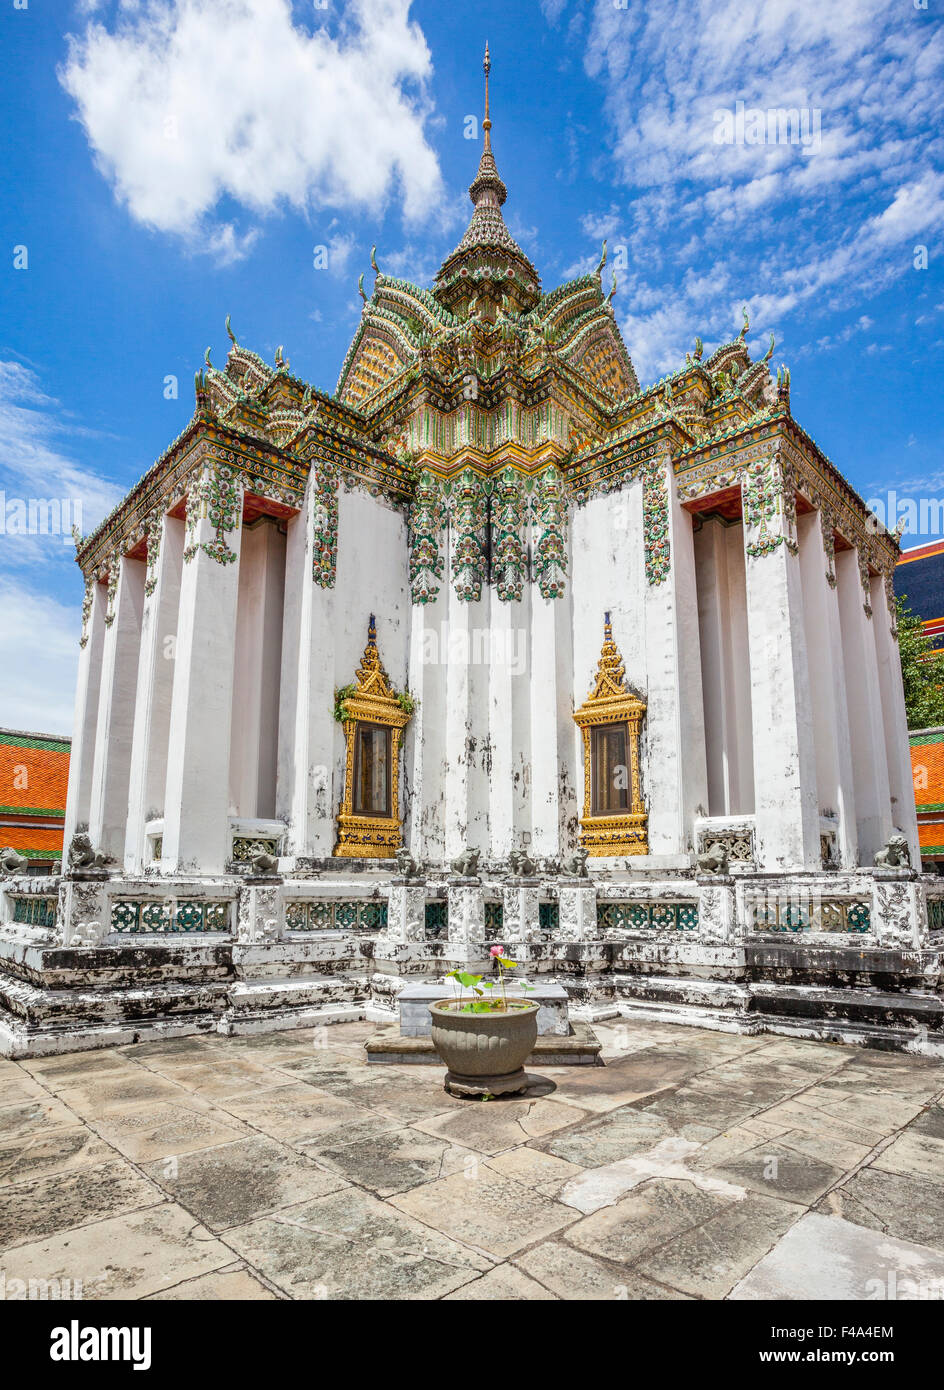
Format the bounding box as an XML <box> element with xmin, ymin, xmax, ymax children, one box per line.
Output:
<box><xmin>2</xmin><ymin>865</ymin><xmax>944</xmax><ymax>1057</ymax></box>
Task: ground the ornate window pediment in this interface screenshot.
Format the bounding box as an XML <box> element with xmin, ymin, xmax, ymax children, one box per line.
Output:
<box><xmin>334</xmin><ymin>616</ymin><xmax>413</xmax><ymax>859</ymax></box>
<box><xmin>573</xmin><ymin>614</ymin><xmax>648</xmax><ymax>857</ymax></box>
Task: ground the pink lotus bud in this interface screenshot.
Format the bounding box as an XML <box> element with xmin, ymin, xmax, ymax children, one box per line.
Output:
<box><xmin>489</xmin><ymin>945</ymin><xmax>504</xmax><ymax>957</ymax></box>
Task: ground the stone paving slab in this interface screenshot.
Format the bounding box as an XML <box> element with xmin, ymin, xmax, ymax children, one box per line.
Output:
<box><xmin>1</xmin><ymin>1017</ymin><xmax>943</xmax><ymax>1300</ymax></box>
<box><xmin>819</xmin><ymin>1165</ymin><xmax>944</xmax><ymax>1249</ymax></box>
<box><xmin>730</xmin><ymin>1211</ymin><xmax>944</xmax><ymax>1301</ymax></box>
<box><xmin>224</xmin><ymin>1188</ymin><xmax>492</xmax><ymax>1300</ymax></box>
<box><xmin>2</xmin><ymin>1205</ymin><xmax>234</xmax><ymax>1300</ymax></box>
<box><xmin>141</xmin><ymin>1135</ymin><xmax>350</xmax><ymax>1230</ymax></box>
<box><xmin>0</xmin><ymin>1158</ymin><xmax>164</xmax><ymax>1248</ymax></box>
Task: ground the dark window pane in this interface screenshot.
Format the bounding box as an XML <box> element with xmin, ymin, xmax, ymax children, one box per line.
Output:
<box><xmin>591</xmin><ymin>724</ymin><xmax>629</xmax><ymax>815</ymax></box>
<box><xmin>353</xmin><ymin>723</ymin><xmax>391</xmax><ymax>816</ymax></box>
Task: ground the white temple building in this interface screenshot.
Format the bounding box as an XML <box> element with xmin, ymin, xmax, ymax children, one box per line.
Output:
<box><xmin>1</xmin><ymin>52</ymin><xmax>940</xmax><ymax>1058</ymax></box>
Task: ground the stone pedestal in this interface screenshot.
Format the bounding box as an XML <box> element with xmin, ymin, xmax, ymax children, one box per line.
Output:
<box><xmin>501</xmin><ymin>880</ymin><xmax>541</xmax><ymax>941</ymax></box>
<box><xmin>872</xmin><ymin>870</ymin><xmax>925</xmax><ymax>949</ymax></box>
<box><xmin>695</xmin><ymin>876</ymin><xmax>735</xmax><ymax>944</ymax></box>
<box><xmin>447</xmin><ymin>880</ymin><xmax>484</xmax><ymax>944</ymax></box>
<box><xmin>558</xmin><ymin>880</ymin><xmax>596</xmax><ymax>942</ymax></box>
<box><xmin>59</xmin><ymin>877</ymin><xmax>109</xmax><ymax>947</ymax></box>
<box><xmin>237</xmin><ymin>880</ymin><xmax>283</xmax><ymax>944</ymax></box>
<box><xmin>386</xmin><ymin>882</ymin><xmax>426</xmax><ymax>943</ymax></box>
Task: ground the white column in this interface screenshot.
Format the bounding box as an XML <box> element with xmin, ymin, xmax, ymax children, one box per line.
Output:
<box><xmin>444</xmin><ymin>580</ymin><xmax>490</xmax><ymax>858</ymax></box>
<box><xmin>88</xmin><ymin>555</ymin><xmax>145</xmax><ymax>860</ymax></box>
<box><xmin>872</xmin><ymin>573</ymin><xmax>919</xmax><ymax>862</ymax></box>
<box><xmin>742</xmin><ymin>503</ymin><xmax>820</xmax><ymax>870</ymax></box>
<box><xmin>444</xmin><ymin>595</ymin><xmax>473</xmax><ymax>858</ymax></box>
<box><xmin>276</xmin><ymin>487</ymin><xmax>336</xmax><ymax>858</ymax></box>
<box><xmin>797</xmin><ymin>511</ymin><xmax>858</xmax><ymax>866</ymax></box>
<box><xmin>644</xmin><ymin>463</ymin><xmax>709</xmax><ymax>853</ymax></box>
<box><xmin>124</xmin><ymin>515</ymin><xmax>184</xmax><ymax>870</ymax></box>
<box><xmin>406</xmin><ymin>598</ymin><xmax>448</xmax><ymax>862</ymax></box>
<box><xmin>836</xmin><ymin>548</ymin><xmax>891</xmax><ymax>864</ymax></box>
<box><xmin>488</xmin><ymin>594</ymin><xmax>517</xmax><ymax>859</ymax></box>
<box><xmin>64</xmin><ymin>577</ymin><xmax>107</xmax><ymax>846</ymax></box>
<box><xmin>230</xmin><ymin>518</ymin><xmax>286</xmax><ymax>819</ymax></box>
<box><xmin>694</xmin><ymin>517</ymin><xmax>754</xmax><ymax>815</ymax></box>
<box><xmin>530</xmin><ymin>586</ymin><xmax>576</xmax><ymax>858</ymax></box>
<box><xmin>162</xmin><ymin>473</ymin><xmax>243</xmax><ymax>874</ymax></box>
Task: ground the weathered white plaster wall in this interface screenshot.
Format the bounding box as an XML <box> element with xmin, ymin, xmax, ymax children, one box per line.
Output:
<box><xmin>571</xmin><ymin>483</ymin><xmax>648</xmax><ymax>843</ymax></box>
<box><xmin>277</xmin><ymin>485</ymin><xmax>409</xmax><ymax>858</ymax></box>
<box><xmin>64</xmin><ymin>578</ymin><xmax>107</xmax><ymax>845</ymax></box>
<box><xmin>332</xmin><ymin>488</ymin><xmax>410</xmax><ymax>846</ymax></box>
<box><xmin>89</xmin><ymin>556</ymin><xmax>145</xmax><ymax>861</ymax></box>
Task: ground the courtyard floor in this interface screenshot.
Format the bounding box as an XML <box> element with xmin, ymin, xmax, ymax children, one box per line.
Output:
<box><xmin>3</xmin><ymin>1019</ymin><xmax>944</xmax><ymax>1300</ymax></box>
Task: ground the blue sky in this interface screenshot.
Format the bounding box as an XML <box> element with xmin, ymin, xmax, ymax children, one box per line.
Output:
<box><xmin>1</xmin><ymin>0</ymin><xmax>942</xmax><ymax>733</ymax></box>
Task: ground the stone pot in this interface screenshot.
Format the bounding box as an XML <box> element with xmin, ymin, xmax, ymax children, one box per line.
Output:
<box><xmin>429</xmin><ymin>1000</ymin><xmax>539</xmax><ymax>1097</ymax></box>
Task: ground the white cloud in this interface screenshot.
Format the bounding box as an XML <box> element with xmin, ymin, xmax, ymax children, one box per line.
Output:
<box><xmin>60</xmin><ymin>0</ymin><xmax>445</xmax><ymax>259</ymax></box>
<box><xmin>0</xmin><ymin>579</ymin><xmax>78</xmax><ymax>735</ymax></box>
<box><xmin>379</xmin><ymin>243</ymin><xmax>439</xmax><ymax>286</ymax></box>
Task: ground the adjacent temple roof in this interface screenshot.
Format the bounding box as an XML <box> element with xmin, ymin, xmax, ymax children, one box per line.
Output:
<box><xmin>0</xmin><ymin>729</ymin><xmax>70</xmax><ymax>867</ymax></box>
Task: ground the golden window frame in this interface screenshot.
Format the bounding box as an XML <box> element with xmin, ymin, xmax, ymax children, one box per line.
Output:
<box><xmin>334</xmin><ymin>616</ymin><xmax>412</xmax><ymax>859</ymax></box>
<box><xmin>573</xmin><ymin>614</ymin><xmax>648</xmax><ymax>857</ymax></box>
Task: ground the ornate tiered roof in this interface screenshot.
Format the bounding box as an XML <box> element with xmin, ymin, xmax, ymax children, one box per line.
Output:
<box><xmin>72</xmin><ymin>47</ymin><xmax>898</xmax><ymax>612</ymax></box>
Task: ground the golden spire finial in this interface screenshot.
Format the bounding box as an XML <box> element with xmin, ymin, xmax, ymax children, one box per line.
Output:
<box><xmin>482</xmin><ymin>41</ymin><xmax>492</xmax><ymax>152</ymax></box>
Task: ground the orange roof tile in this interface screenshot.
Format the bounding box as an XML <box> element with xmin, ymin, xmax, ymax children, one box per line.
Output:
<box><xmin>1</xmin><ymin>826</ymin><xmax>65</xmax><ymax>855</ymax></box>
<box><xmin>0</xmin><ymin>731</ymin><xmax>70</xmax><ymax>816</ymax></box>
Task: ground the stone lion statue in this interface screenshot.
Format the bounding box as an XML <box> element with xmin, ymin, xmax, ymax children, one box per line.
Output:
<box><xmin>561</xmin><ymin>848</ymin><xmax>589</xmax><ymax>878</ymax></box>
<box><xmin>450</xmin><ymin>848</ymin><xmax>481</xmax><ymax>878</ymax></box>
<box><xmin>67</xmin><ymin>833</ymin><xmax>111</xmax><ymax>870</ymax></box>
<box><xmin>0</xmin><ymin>847</ymin><xmax>28</xmax><ymax>875</ymax></box>
<box><xmin>874</xmin><ymin>833</ymin><xmax>911</xmax><ymax>869</ymax></box>
<box><xmin>696</xmin><ymin>841</ymin><xmax>730</xmax><ymax>876</ymax></box>
<box><xmin>508</xmin><ymin>847</ymin><xmax>537</xmax><ymax>877</ymax></box>
<box><xmin>251</xmin><ymin>851</ymin><xmax>279</xmax><ymax>874</ymax></box>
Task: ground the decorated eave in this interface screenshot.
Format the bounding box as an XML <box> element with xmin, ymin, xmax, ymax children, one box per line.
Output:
<box><xmin>73</xmin><ymin>340</ymin><xmax>416</xmax><ymax>579</ymax></box>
